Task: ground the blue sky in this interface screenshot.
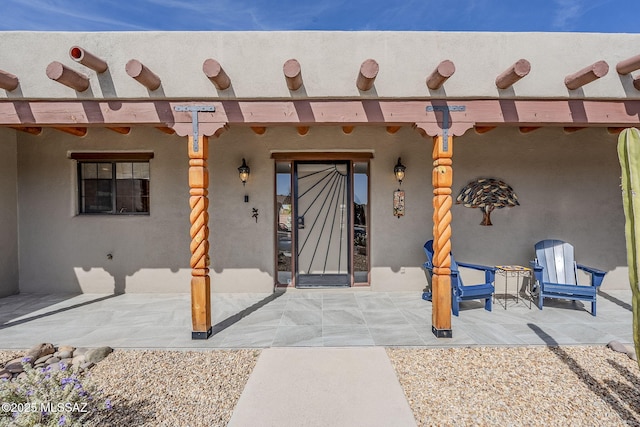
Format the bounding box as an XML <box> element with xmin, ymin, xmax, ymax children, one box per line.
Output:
<box><xmin>1</xmin><ymin>0</ymin><xmax>637</xmax><ymax>32</ymax></box>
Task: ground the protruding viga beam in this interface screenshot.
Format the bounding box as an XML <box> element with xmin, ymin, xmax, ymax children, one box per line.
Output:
<box><xmin>202</xmin><ymin>59</ymin><xmax>231</xmax><ymax>90</ymax></box>
<box><xmin>283</xmin><ymin>59</ymin><xmax>303</xmax><ymax>91</ymax></box>
<box><xmin>617</xmin><ymin>54</ymin><xmax>640</xmax><ymax>75</ymax></box>
<box><xmin>356</xmin><ymin>59</ymin><xmax>379</xmax><ymax>91</ymax></box>
<box><xmin>126</xmin><ymin>59</ymin><xmax>161</xmax><ymax>91</ymax></box>
<box><xmin>565</xmin><ymin>60</ymin><xmax>609</xmax><ymax>90</ymax></box>
<box><xmin>69</xmin><ymin>46</ymin><xmax>108</xmax><ymax>73</ymax></box>
<box><xmin>426</xmin><ymin>60</ymin><xmax>455</xmax><ymax>90</ymax></box>
<box><xmin>0</xmin><ymin>69</ymin><xmax>19</xmax><ymax>91</ymax></box>
<box><xmin>1</xmin><ymin>99</ymin><xmax>640</xmax><ymax>127</ymax></box>
<box><xmin>495</xmin><ymin>59</ymin><xmax>531</xmax><ymax>89</ymax></box>
<box><xmin>46</xmin><ymin>62</ymin><xmax>90</xmax><ymax>92</ymax></box>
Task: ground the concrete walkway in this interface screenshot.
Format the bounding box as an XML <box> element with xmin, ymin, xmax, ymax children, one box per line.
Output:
<box><xmin>228</xmin><ymin>347</ymin><xmax>417</xmax><ymax>427</ymax></box>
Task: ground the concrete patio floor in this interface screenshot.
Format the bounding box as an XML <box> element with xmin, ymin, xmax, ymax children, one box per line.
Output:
<box><xmin>0</xmin><ymin>289</ymin><xmax>633</xmax><ymax>349</ymax></box>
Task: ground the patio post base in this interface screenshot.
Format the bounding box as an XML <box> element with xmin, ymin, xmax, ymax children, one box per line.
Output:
<box><xmin>432</xmin><ymin>326</ymin><xmax>452</xmax><ymax>338</ymax></box>
<box><xmin>192</xmin><ymin>327</ymin><xmax>213</xmax><ymax>340</ymax></box>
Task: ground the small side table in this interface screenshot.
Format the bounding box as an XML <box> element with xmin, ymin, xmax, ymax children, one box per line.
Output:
<box><xmin>494</xmin><ymin>265</ymin><xmax>532</xmax><ymax>309</ymax></box>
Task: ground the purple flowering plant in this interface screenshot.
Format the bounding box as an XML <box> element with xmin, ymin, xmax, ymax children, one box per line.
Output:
<box><xmin>0</xmin><ymin>360</ymin><xmax>111</xmax><ymax>427</ymax></box>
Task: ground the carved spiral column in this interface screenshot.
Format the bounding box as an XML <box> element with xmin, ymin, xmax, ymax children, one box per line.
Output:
<box><xmin>432</xmin><ymin>135</ymin><xmax>453</xmax><ymax>337</ymax></box>
<box><xmin>189</xmin><ymin>135</ymin><xmax>212</xmax><ymax>339</ymax></box>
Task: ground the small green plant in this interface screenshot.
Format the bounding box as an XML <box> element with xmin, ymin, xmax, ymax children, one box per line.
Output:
<box><xmin>617</xmin><ymin>127</ymin><xmax>640</xmax><ymax>370</ymax></box>
<box><xmin>0</xmin><ymin>360</ymin><xmax>110</xmax><ymax>427</ymax></box>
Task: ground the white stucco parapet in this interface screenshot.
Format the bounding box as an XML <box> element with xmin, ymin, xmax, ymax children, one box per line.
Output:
<box><xmin>1</xmin><ymin>31</ymin><xmax>639</xmax><ymax>100</ymax></box>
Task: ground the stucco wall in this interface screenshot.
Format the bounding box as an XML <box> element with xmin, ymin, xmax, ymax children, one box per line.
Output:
<box><xmin>208</xmin><ymin>126</ymin><xmax>433</xmax><ymax>292</ymax></box>
<box><xmin>1</xmin><ymin>32</ymin><xmax>639</xmax><ymax>101</ymax></box>
<box><xmin>452</xmin><ymin>127</ymin><xmax>626</xmax><ymax>290</ymax></box>
<box><xmin>14</xmin><ymin>125</ymin><xmax>628</xmax><ymax>293</ymax></box>
<box><xmin>17</xmin><ymin>127</ymin><xmax>191</xmax><ymax>293</ymax></box>
<box><xmin>0</xmin><ymin>129</ymin><xmax>19</xmax><ymax>297</ymax></box>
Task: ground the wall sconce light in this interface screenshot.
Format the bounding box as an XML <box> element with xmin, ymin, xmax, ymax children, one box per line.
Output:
<box><xmin>238</xmin><ymin>158</ymin><xmax>250</xmax><ymax>186</ymax></box>
<box><xmin>394</xmin><ymin>157</ymin><xmax>406</xmax><ymax>186</ymax></box>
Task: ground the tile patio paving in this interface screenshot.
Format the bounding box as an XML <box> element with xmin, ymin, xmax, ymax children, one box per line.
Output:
<box><xmin>0</xmin><ymin>289</ymin><xmax>633</xmax><ymax>349</ymax></box>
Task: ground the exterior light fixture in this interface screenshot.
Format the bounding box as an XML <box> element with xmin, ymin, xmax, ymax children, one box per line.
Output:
<box><xmin>238</xmin><ymin>158</ymin><xmax>250</xmax><ymax>186</ymax></box>
<box><xmin>394</xmin><ymin>157</ymin><xmax>406</xmax><ymax>185</ymax></box>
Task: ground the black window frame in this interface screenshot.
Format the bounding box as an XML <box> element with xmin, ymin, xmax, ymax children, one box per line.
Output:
<box><xmin>72</xmin><ymin>152</ymin><xmax>153</xmax><ymax>216</ymax></box>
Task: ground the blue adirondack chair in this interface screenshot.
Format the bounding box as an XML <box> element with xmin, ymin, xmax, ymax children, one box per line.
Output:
<box><xmin>529</xmin><ymin>239</ymin><xmax>606</xmax><ymax>316</ymax></box>
<box><xmin>422</xmin><ymin>240</ymin><xmax>496</xmax><ymax>316</ymax></box>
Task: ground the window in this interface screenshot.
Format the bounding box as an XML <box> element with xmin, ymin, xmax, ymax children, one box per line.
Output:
<box><xmin>72</xmin><ymin>153</ymin><xmax>153</xmax><ymax>215</ymax></box>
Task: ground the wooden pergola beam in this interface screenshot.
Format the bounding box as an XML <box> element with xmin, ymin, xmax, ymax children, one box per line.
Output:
<box><xmin>495</xmin><ymin>59</ymin><xmax>531</xmax><ymax>89</ymax></box>
<box><xmin>284</xmin><ymin>59</ymin><xmax>303</xmax><ymax>91</ymax></box>
<box><xmin>46</xmin><ymin>62</ymin><xmax>90</xmax><ymax>92</ymax></box>
<box><xmin>10</xmin><ymin>126</ymin><xmax>41</xmax><ymax>135</ymax></box>
<box><xmin>474</xmin><ymin>126</ymin><xmax>496</xmax><ymax>134</ymax></box>
<box><xmin>126</xmin><ymin>59</ymin><xmax>161</xmax><ymax>91</ymax></box>
<box><xmin>0</xmin><ymin>70</ymin><xmax>19</xmax><ymax>91</ymax></box>
<box><xmin>356</xmin><ymin>59</ymin><xmax>379</xmax><ymax>91</ymax></box>
<box><xmin>1</xmin><ymin>99</ymin><xmax>640</xmax><ymax>128</ymax></box>
<box><xmin>617</xmin><ymin>54</ymin><xmax>640</xmax><ymax>75</ymax></box>
<box><xmin>107</xmin><ymin>126</ymin><xmax>131</xmax><ymax>135</ymax></box>
<box><xmin>156</xmin><ymin>126</ymin><xmax>175</xmax><ymax>134</ymax></box>
<box><xmin>426</xmin><ymin>60</ymin><xmax>455</xmax><ymax>90</ymax></box>
<box><xmin>202</xmin><ymin>59</ymin><xmax>231</xmax><ymax>90</ymax></box>
<box><xmin>565</xmin><ymin>60</ymin><xmax>609</xmax><ymax>90</ymax></box>
<box><xmin>519</xmin><ymin>127</ymin><xmax>540</xmax><ymax>133</ymax></box>
<box><xmin>69</xmin><ymin>46</ymin><xmax>108</xmax><ymax>73</ymax></box>
<box><xmin>53</xmin><ymin>126</ymin><xmax>87</xmax><ymax>136</ymax></box>
<box><xmin>563</xmin><ymin>127</ymin><xmax>586</xmax><ymax>133</ymax></box>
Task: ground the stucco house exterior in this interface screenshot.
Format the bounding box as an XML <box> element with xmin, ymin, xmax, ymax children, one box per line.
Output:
<box><xmin>0</xmin><ymin>31</ymin><xmax>639</xmax><ymax>338</ymax></box>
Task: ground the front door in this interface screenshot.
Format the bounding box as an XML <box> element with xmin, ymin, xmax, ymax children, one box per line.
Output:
<box><xmin>294</xmin><ymin>161</ymin><xmax>350</xmax><ymax>287</ymax></box>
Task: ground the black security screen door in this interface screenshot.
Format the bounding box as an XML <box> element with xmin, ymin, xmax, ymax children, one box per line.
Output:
<box><xmin>294</xmin><ymin>161</ymin><xmax>350</xmax><ymax>287</ymax></box>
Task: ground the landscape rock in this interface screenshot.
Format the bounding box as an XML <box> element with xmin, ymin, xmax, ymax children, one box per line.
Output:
<box><xmin>607</xmin><ymin>340</ymin><xmax>628</xmax><ymax>354</ymax></box>
<box><xmin>45</xmin><ymin>357</ymin><xmax>60</xmax><ymax>365</ymax></box>
<box><xmin>73</xmin><ymin>347</ymin><xmax>88</xmax><ymax>357</ymax></box>
<box><xmin>1</xmin><ymin>343</ymin><xmax>113</xmax><ymax>381</ymax></box>
<box><xmin>26</xmin><ymin>343</ymin><xmax>55</xmax><ymax>360</ymax></box>
<box><xmin>5</xmin><ymin>363</ymin><xmax>23</xmax><ymax>374</ymax></box>
<box><xmin>85</xmin><ymin>346</ymin><xmax>113</xmax><ymax>364</ymax></box>
<box><xmin>34</xmin><ymin>354</ymin><xmax>53</xmax><ymax>365</ymax></box>
<box><xmin>80</xmin><ymin>362</ymin><xmax>95</xmax><ymax>371</ymax></box>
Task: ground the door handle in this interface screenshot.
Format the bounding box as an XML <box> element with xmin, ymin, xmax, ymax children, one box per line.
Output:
<box><xmin>297</xmin><ymin>216</ymin><xmax>305</xmax><ymax>229</ymax></box>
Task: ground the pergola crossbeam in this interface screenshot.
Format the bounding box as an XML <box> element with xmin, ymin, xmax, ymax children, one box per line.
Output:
<box><xmin>0</xmin><ymin>99</ymin><xmax>639</xmax><ymax>129</ymax></box>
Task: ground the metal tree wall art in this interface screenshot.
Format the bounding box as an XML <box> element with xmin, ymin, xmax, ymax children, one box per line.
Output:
<box><xmin>456</xmin><ymin>178</ymin><xmax>519</xmax><ymax>226</ymax></box>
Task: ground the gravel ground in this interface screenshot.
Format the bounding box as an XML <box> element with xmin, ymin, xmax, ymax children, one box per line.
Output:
<box><xmin>4</xmin><ymin>346</ymin><xmax>640</xmax><ymax>426</ymax></box>
<box><xmin>387</xmin><ymin>346</ymin><xmax>640</xmax><ymax>427</ymax></box>
<box><xmin>85</xmin><ymin>349</ymin><xmax>259</xmax><ymax>427</ymax></box>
